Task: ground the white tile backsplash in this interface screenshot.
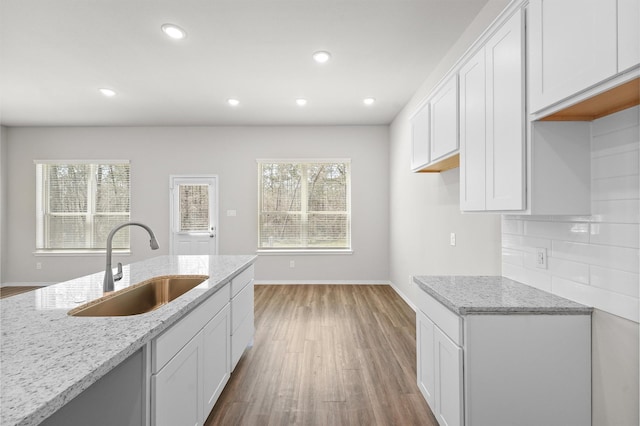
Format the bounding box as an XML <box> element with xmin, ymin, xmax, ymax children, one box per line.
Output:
<box><xmin>503</xmin><ymin>106</ymin><xmax>640</xmax><ymax>323</ymax></box>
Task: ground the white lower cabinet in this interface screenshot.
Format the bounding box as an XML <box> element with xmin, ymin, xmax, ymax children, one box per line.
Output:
<box><xmin>416</xmin><ymin>291</ymin><xmax>591</xmax><ymax>426</ymax></box>
<box><xmin>418</xmin><ymin>310</ymin><xmax>463</xmax><ymax>426</ymax></box>
<box><xmin>153</xmin><ymin>334</ymin><xmax>202</xmax><ymax>426</ymax></box>
<box><xmin>202</xmin><ymin>305</ymin><xmax>231</xmax><ymax>417</ymax></box>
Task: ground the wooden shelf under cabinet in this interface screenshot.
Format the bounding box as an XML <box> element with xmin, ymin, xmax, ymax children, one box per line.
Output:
<box><xmin>415</xmin><ymin>153</ymin><xmax>460</xmax><ymax>173</ymax></box>
<box><xmin>540</xmin><ymin>77</ymin><xmax>640</xmax><ymax>121</ymax></box>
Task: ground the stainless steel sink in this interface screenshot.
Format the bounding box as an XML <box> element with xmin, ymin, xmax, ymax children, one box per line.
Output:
<box><xmin>69</xmin><ymin>275</ymin><xmax>209</xmax><ymax>317</ymax></box>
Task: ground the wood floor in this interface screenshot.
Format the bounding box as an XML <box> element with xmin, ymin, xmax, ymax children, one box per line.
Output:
<box><xmin>0</xmin><ymin>286</ymin><xmax>43</xmax><ymax>299</ymax></box>
<box><xmin>206</xmin><ymin>285</ymin><xmax>437</xmax><ymax>426</ymax></box>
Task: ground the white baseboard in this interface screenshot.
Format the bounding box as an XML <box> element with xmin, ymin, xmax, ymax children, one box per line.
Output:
<box><xmin>1</xmin><ymin>282</ymin><xmax>56</xmax><ymax>287</ymax></box>
<box><xmin>389</xmin><ymin>281</ymin><xmax>417</xmax><ymax>312</ymax></box>
<box><xmin>254</xmin><ymin>280</ymin><xmax>391</xmax><ymax>285</ymax></box>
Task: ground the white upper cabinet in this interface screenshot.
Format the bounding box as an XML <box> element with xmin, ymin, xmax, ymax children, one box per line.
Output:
<box><xmin>618</xmin><ymin>0</ymin><xmax>640</xmax><ymax>71</ymax></box>
<box><xmin>410</xmin><ymin>102</ymin><xmax>430</xmax><ymax>171</ymax></box>
<box><xmin>429</xmin><ymin>75</ymin><xmax>459</xmax><ymax>162</ymax></box>
<box><xmin>528</xmin><ymin>0</ymin><xmax>618</xmax><ymax>113</ymax></box>
<box><xmin>460</xmin><ymin>9</ymin><xmax>525</xmax><ymax>212</ymax></box>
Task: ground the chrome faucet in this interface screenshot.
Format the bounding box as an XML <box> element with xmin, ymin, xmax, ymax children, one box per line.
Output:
<box><xmin>104</xmin><ymin>222</ymin><xmax>159</xmax><ymax>292</ymax></box>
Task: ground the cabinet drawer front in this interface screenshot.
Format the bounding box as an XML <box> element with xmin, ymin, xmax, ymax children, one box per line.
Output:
<box><xmin>231</xmin><ymin>281</ymin><xmax>254</xmax><ymax>334</ymax></box>
<box><xmin>153</xmin><ymin>283</ymin><xmax>230</xmax><ymax>373</ymax></box>
<box><xmin>416</xmin><ymin>291</ymin><xmax>462</xmax><ymax>346</ymax></box>
<box><xmin>231</xmin><ymin>312</ymin><xmax>254</xmax><ymax>371</ymax></box>
<box><xmin>231</xmin><ymin>265</ymin><xmax>254</xmax><ymax>297</ymax></box>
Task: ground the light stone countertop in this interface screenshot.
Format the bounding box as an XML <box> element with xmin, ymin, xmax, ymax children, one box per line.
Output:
<box><xmin>413</xmin><ymin>275</ymin><xmax>592</xmax><ymax>316</ymax></box>
<box><xmin>0</xmin><ymin>254</ymin><xmax>257</xmax><ymax>426</ymax></box>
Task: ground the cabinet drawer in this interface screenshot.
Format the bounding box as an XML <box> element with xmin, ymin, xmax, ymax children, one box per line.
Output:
<box><xmin>153</xmin><ymin>283</ymin><xmax>230</xmax><ymax>373</ymax></box>
<box><xmin>231</xmin><ymin>281</ymin><xmax>254</xmax><ymax>334</ymax></box>
<box><xmin>231</xmin><ymin>313</ymin><xmax>254</xmax><ymax>371</ymax></box>
<box><xmin>416</xmin><ymin>291</ymin><xmax>462</xmax><ymax>346</ymax></box>
<box><xmin>231</xmin><ymin>265</ymin><xmax>254</xmax><ymax>298</ymax></box>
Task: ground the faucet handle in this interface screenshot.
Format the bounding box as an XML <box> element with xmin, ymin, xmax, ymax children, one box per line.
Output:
<box><xmin>114</xmin><ymin>262</ymin><xmax>123</xmax><ymax>282</ymax></box>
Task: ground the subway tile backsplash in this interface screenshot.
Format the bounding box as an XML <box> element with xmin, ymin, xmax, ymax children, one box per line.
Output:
<box><xmin>503</xmin><ymin>106</ymin><xmax>640</xmax><ymax>323</ymax></box>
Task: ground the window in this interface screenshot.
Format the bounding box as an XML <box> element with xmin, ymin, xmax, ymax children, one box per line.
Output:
<box><xmin>258</xmin><ymin>159</ymin><xmax>351</xmax><ymax>251</ymax></box>
<box><xmin>35</xmin><ymin>161</ymin><xmax>131</xmax><ymax>252</ymax></box>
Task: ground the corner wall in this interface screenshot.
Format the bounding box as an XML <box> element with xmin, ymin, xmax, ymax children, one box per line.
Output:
<box><xmin>388</xmin><ymin>0</ymin><xmax>508</xmax><ymax>306</ymax></box>
<box><xmin>4</xmin><ymin>125</ymin><xmax>390</xmax><ymax>284</ymax></box>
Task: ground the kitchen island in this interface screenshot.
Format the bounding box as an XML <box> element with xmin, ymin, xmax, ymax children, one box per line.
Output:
<box><xmin>0</xmin><ymin>255</ymin><xmax>256</xmax><ymax>426</ymax></box>
<box><xmin>413</xmin><ymin>275</ymin><xmax>592</xmax><ymax>426</ymax></box>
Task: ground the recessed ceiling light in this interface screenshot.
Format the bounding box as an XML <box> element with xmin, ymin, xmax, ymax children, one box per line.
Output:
<box><xmin>296</xmin><ymin>98</ymin><xmax>308</xmax><ymax>107</ymax></box>
<box><xmin>99</xmin><ymin>88</ymin><xmax>116</xmax><ymax>97</ymax></box>
<box><xmin>363</xmin><ymin>97</ymin><xmax>376</xmax><ymax>106</ymax></box>
<box><xmin>312</xmin><ymin>51</ymin><xmax>331</xmax><ymax>64</ymax></box>
<box><xmin>161</xmin><ymin>24</ymin><xmax>186</xmax><ymax>40</ymax></box>
<box><xmin>227</xmin><ymin>98</ymin><xmax>240</xmax><ymax>107</ymax></box>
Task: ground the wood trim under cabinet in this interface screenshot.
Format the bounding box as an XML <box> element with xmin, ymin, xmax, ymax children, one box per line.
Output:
<box><xmin>539</xmin><ymin>77</ymin><xmax>640</xmax><ymax>121</ymax></box>
<box><xmin>416</xmin><ymin>153</ymin><xmax>460</xmax><ymax>173</ymax></box>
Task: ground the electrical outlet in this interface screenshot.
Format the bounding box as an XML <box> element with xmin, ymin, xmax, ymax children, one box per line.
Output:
<box><xmin>450</xmin><ymin>232</ymin><xmax>456</xmax><ymax>246</ymax></box>
<box><xmin>36</xmin><ymin>262</ymin><xmax>42</xmax><ymax>270</ymax></box>
<box><xmin>536</xmin><ymin>248</ymin><xmax>547</xmax><ymax>269</ymax></box>
<box><xmin>226</xmin><ymin>210</ymin><xmax>237</xmax><ymax>217</ymax></box>
<box><xmin>289</xmin><ymin>260</ymin><xmax>295</xmax><ymax>268</ymax></box>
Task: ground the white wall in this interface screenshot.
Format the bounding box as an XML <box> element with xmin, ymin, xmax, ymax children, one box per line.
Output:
<box><xmin>388</xmin><ymin>0</ymin><xmax>508</xmax><ymax>305</ymax></box>
<box><xmin>0</xmin><ymin>126</ymin><xmax>7</xmax><ymax>283</ymax></box>
<box><xmin>4</xmin><ymin>125</ymin><xmax>390</xmax><ymax>284</ymax></box>
<box><xmin>502</xmin><ymin>106</ymin><xmax>640</xmax><ymax>425</ymax></box>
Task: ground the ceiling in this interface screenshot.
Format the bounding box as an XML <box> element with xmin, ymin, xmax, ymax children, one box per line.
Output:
<box><xmin>0</xmin><ymin>0</ymin><xmax>489</xmax><ymax>127</ymax></box>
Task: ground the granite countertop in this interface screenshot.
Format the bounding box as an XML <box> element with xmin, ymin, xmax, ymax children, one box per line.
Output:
<box><xmin>413</xmin><ymin>275</ymin><xmax>592</xmax><ymax>316</ymax></box>
<box><xmin>0</xmin><ymin>254</ymin><xmax>256</xmax><ymax>426</ymax></box>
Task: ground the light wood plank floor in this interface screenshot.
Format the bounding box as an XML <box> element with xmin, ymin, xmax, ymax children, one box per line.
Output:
<box><xmin>206</xmin><ymin>285</ymin><xmax>437</xmax><ymax>426</ymax></box>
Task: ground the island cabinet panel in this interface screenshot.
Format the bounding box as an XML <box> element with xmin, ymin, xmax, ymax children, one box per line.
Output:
<box><xmin>40</xmin><ymin>349</ymin><xmax>147</xmax><ymax>426</ymax></box>
<box><xmin>230</xmin><ymin>267</ymin><xmax>255</xmax><ymax>371</ymax></box>
<box><xmin>528</xmin><ymin>0</ymin><xmax>617</xmax><ymax>113</ymax></box>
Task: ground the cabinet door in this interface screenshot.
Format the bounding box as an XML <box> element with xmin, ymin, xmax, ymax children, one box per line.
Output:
<box><xmin>459</xmin><ymin>47</ymin><xmax>487</xmax><ymax>211</ymax></box>
<box><xmin>153</xmin><ymin>335</ymin><xmax>202</xmax><ymax>426</ymax></box>
<box><xmin>202</xmin><ymin>305</ymin><xmax>231</xmax><ymax>420</ymax></box>
<box><xmin>410</xmin><ymin>102</ymin><xmax>430</xmax><ymax>171</ymax></box>
<box><xmin>430</xmin><ymin>76</ymin><xmax>459</xmax><ymax>162</ymax></box>
<box><xmin>619</xmin><ymin>0</ymin><xmax>640</xmax><ymax>71</ymax></box>
<box><xmin>485</xmin><ymin>9</ymin><xmax>525</xmax><ymax>210</ymax></box>
<box><xmin>434</xmin><ymin>327</ymin><xmax>463</xmax><ymax>426</ymax></box>
<box><xmin>528</xmin><ymin>0</ymin><xmax>617</xmax><ymax>113</ymax></box>
<box><xmin>416</xmin><ymin>311</ymin><xmax>436</xmax><ymax>408</ymax></box>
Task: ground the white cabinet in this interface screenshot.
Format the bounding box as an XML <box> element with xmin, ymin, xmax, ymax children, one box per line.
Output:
<box><xmin>619</xmin><ymin>0</ymin><xmax>640</xmax><ymax>71</ymax></box>
<box><xmin>153</xmin><ymin>334</ymin><xmax>202</xmax><ymax>426</ymax></box>
<box><xmin>433</xmin><ymin>327</ymin><xmax>463</xmax><ymax>426</ymax></box>
<box><xmin>151</xmin><ymin>284</ymin><xmax>232</xmax><ymax>426</ymax></box>
<box><xmin>460</xmin><ymin>10</ymin><xmax>525</xmax><ymax>211</ymax></box>
<box><xmin>410</xmin><ymin>102</ymin><xmax>430</xmax><ymax>171</ymax></box>
<box><xmin>528</xmin><ymin>0</ymin><xmax>618</xmax><ymax>113</ymax></box>
<box><xmin>415</xmin><ymin>288</ymin><xmax>591</xmax><ymax>426</ymax></box>
<box><xmin>417</xmin><ymin>310</ymin><xmax>463</xmax><ymax>426</ymax></box>
<box><xmin>230</xmin><ymin>265</ymin><xmax>254</xmax><ymax>371</ymax></box>
<box><xmin>429</xmin><ymin>76</ymin><xmax>459</xmax><ymax>162</ymax></box>
<box><xmin>202</xmin><ymin>306</ymin><xmax>231</xmax><ymax>417</ymax></box>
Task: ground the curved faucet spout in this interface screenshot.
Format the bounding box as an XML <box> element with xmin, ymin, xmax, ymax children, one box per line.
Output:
<box><xmin>104</xmin><ymin>222</ymin><xmax>159</xmax><ymax>292</ymax></box>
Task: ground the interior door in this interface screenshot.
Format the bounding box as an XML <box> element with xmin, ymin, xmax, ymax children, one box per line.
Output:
<box><xmin>170</xmin><ymin>175</ymin><xmax>218</xmax><ymax>255</ymax></box>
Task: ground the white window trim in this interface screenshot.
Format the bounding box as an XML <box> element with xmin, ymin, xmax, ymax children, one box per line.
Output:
<box><xmin>34</xmin><ymin>159</ymin><xmax>131</xmax><ymax>253</ymax></box>
<box><xmin>257</xmin><ymin>158</ymin><xmax>352</xmax><ymax>253</ymax></box>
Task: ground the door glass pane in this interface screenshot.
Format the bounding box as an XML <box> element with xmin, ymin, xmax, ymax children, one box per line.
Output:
<box><xmin>179</xmin><ymin>184</ymin><xmax>210</xmax><ymax>232</ymax></box>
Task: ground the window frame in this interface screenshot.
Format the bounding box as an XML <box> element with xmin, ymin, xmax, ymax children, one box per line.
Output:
<box><xmin>34</xmin><ymin>159</ymin><xmax>131</xmax><ymax>255</ymax></box>
<box><xmin>256</xmin><ymin>158</ymin><xmax>352</xmax><ymax>254</ymax></box>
